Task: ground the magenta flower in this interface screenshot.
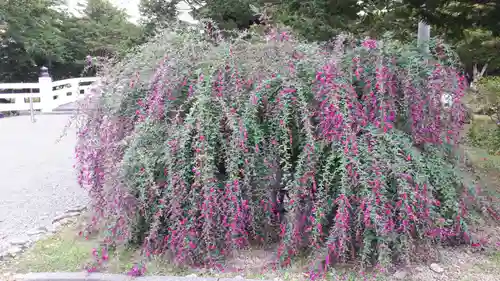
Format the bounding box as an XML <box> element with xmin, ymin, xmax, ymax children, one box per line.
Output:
<box><xmin>362</xmin><ymin>39</ymin><xmax>377</xmax><ymax>49</ymax></box>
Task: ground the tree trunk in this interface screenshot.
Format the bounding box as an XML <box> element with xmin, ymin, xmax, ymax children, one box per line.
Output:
<box><xmin>470</xmin><ymin>63</ymin><xmax>488</xmax><ymax>92</ymax></box>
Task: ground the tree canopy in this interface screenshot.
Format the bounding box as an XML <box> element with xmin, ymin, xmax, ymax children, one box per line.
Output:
<box><xmin>1</xmin><ymin>0</ymin><xmax>499</xmax><ymax>81</ymax></box>
<box><xmin>133</xmin><ymin>0</ymin><xmax>500</xmax><ymax>76</ymax></box>
<box><xmin>0</xmin><ymin>0</ymin><xmax>142</xmax><ymax>82</ymax></box>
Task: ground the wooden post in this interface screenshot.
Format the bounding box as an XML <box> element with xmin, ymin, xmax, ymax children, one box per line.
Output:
<box><xmin>29</xmin><ymin>88</ymin><xmax>36</xmax><ymax>123</ymax></box>
<box><xmin>417</xmin><ymin>21</ymin><xmax>430</xmax><ymax>53</ymax></box>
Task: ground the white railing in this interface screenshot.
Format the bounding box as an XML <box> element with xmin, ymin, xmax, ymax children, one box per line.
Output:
<box><xmin>0</xmin><ymin>67</ymin><xmax>98</xmax><ymax>113</ymax></box>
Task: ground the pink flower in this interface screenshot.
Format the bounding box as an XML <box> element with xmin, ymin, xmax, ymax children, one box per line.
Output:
<box><xmin>362</xmin><ymin>39</ymin><xmax>377</xmax><ymax>49</ymax></box>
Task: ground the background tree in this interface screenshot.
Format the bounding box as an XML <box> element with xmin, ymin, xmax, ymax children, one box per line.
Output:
<box><xmin>78</xmin><ymin>0</ymin><xmax>143</xmax><ymax>58</ymax></box>
<box><xmin>454</xmin><ymin>29</ymin><xmax>500</xmax><ymax>77</ymax></box>
<box><xmin>139</xmin><ymin>0</ymin><xmax>180</xmax><ymax>36</ymax></box>
<box><xmin>403</xmin><ymin>0</ymin><xmax>500</xmax><ymax>37</ymax></box>
<box><xmin>0</xmin><ymin>0</ymin><xmax>142</xmax><ymax>82</ymax></box>
<box><xmin>0</xmin><ymin>0</ymin><xmax>69</xmax><ymax>81</ymax></box>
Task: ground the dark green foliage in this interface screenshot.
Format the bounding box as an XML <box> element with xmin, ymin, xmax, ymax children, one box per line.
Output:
<box><xmin>0</xmin><ymin>0</ymin><xmax>141</xmax><ymax>82</ymax></box>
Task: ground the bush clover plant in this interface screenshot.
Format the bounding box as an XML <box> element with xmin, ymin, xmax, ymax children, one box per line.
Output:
<box><xmin>74</xmin><ymin>25</ymin><xmax>492</xmax><ymax>276</ymax></box>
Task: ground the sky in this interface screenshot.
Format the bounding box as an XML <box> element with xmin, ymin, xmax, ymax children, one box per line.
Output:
<box><xmin>66</xmin><ymin>0</ymin><xmax>199</xmax><ymax>24</ymax></box>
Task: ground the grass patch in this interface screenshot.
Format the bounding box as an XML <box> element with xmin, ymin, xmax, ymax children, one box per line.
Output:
<box><xmin>0</xmin><ymin>219</ymin><xmax>386</xmax><ymax>281</ymax></box>
<box><xmin>0</xmin><ymin>222</ymin><xmax>188</xmax><ymax>276</ymax></box>
<box><xmin>470</xmin><ymin>251</ymin><xmax>500</xmax><ymax>274</ymax></box>
<box><xmin>472</xmin><ymin>114</ymin><xmax>495</xmax><ymax>123</ymax></box>
<box><xmin>1</xmin><ymin>216</ymin><xmax>498</xmax><ymax>281</ymax></box>
<box><xmin>489</xmin><ymin>251</ymin><xmax>500</xmax><ymax>265</ymax></box>
<box><xmin>16</xmin><ymin>232</ymin><xmax>92</xmax><ymax>272</ymax></box>
<box><xmin>0</xmin><ymin>223</ymin><xmax>94</xmax><ymax>274</ymax></box>
<box><xmin>464</xmin><ymin>145</ymin><xmax>500</xmax><ymax>175</ymax></box>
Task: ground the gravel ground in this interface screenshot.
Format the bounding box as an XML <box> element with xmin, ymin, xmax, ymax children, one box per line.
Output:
<box><xmin>0</xmin><ymin>114</ymin><xmax>88</xmax><ymax>252</ymax></box>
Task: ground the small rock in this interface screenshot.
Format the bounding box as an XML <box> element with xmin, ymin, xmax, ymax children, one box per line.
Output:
<box><xmin>185</xmin><ymin>274</ymin><xmax>198</xmax><ymax>278</ymax></box>
<box><xmin>430</xmin><ymin>263</ymin><xmax>444</xmax><ymax>273</ymax></box>
<box><xmin>234</xmin><ymin>276</ymin><xmax>244</xmax><ymax>280</ymax></box>
<box><xmin>10</xmin><ymin>237</ymin><xmax>30</xmax><ymax>247</ymax></box>
<box><xmin>0</xmin><ymin>251</ymin><xmax>8</xmax><ymax>260</ymax></box>
<box><xmin>27</xmin><ymin>227</ymin><xmax>48</xmax><ymax>236</ymax></box>
<box><xmin>393</xmin><ymin>270</ymin><xmax>408</xmax><ymax>280</ymax></box>
<box><xmin>7</xmin><ymin>246</ymin><xmax>22</xmax><ymax>257</ymax></box>
<box><xmin>52</xmin><ymin>212</ymin><xmax>80</xmax><ymax>224</ymax></box>
<box><xmin>58</xmin><ymin>217</ymin><xmax>77</xmax><ymax>226</ymax></box>
<box><xmin>65</xmin><ymin>205</ymin><xmax>87</xmax><ymax>213</ymax></box>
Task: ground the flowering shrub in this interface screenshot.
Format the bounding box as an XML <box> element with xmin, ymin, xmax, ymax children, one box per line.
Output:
<box><xmin>75</xmin><ymin>25</ymin><xmax>483</xmax><ymax>274</ymax></box>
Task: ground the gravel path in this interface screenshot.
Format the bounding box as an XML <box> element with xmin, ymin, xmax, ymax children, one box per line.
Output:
<box><xmin>0</xmin><ymin>114</ymin><xmax>88</xmax><ymax>252</ymax></box>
